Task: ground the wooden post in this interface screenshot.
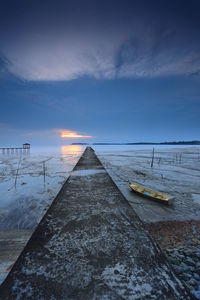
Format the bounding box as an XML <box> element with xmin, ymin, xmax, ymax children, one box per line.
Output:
<box><xmin>43</xmin><ymin>161</ymin><xmax>46</xmax><ymax>185</ymax></box>
<box><xmin>15</xmin><ymin>156</ymin><xmax>22</xmax><ymax>189</ymax></box>
<box><xmin>151</xmin><ymin>147</ymin><xmax>155</xmax><ymax>168</ymax></box>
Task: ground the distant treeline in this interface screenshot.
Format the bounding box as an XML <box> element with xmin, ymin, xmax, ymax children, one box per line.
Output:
<box><xmin>72</xmin><ymin>140</ymin><xmax>200</xmax><ymax>145</ymax></box>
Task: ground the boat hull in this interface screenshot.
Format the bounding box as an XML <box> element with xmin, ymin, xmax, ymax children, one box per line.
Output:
<box><xmin>129</xmin><ymin>181</ymin><xmax>173</xmax><ymax>205</ymax></box>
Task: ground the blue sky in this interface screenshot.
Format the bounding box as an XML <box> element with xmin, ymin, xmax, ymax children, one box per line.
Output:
<box><xmin>0</xmin><ymin>0</ymin><xmax>200</xmax><ymax>145</ymax></box>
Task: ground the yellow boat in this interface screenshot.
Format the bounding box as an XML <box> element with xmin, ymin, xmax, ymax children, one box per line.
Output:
<box><xmin>129</xmin><ymin>181</ymin><xmax>173</xmax><ymax>205</ymax></box>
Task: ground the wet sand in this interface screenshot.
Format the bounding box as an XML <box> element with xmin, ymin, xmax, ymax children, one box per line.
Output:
<box><xmin>98</xmin><ymin>147</ymin><xmax>200</xmax><ymax>223</ymax></box>
<box><xmin>146</xmin><ymin>221</ymin><xmax>200</xmax><ymax>298</ymax></box>
<box><xmin>0</xmin><ymin>230</ymin><xmax>32</xmax><ymax>283</ymax></box>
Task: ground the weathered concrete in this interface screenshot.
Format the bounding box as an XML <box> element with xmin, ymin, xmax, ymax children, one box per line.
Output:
<box><xmin>0</xmin><ymin>147</ymin><xmax>193</xmax><ymax>299</ymax></box>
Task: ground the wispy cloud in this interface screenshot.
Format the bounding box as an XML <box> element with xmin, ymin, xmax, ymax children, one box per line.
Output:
<box><xmin>60</xmin><ymin>130</ymin><xmax>93</xmax><ymax>139</ymax></box>
<box><xmin>24</xmin><ymin>128</ymin><xmax>94</xmax><ymax>139</ymax></box>
<box><xmin>0</xmin><ymin>0</ymin><xmax>200</xmax><ymax>81</ymax></box>
<box><xmin>0</xmin><ymin>124</ymin><xmax>94</xmax><ymax>146</ymax></box>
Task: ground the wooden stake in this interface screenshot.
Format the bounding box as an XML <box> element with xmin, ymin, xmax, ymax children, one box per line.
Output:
<box><xmin>43</xmin><ymin>161</ymin><xmax>46</xmax><ymax>185</ymax></box>
<box><xmin>14</xmin><ymin>155</ymin><xmax>22</xmax><ymax>189</ymax></box>
<box><xmin>151</xmin><ymin>147</ymin><xmax>155</xmax><ymax>168</ymax></box>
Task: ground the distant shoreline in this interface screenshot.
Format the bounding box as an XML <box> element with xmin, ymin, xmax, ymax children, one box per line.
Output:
<box><xmin>72</xmin><ymin>141</ymin><xmax>200</xmax><ymax>146</ymax></box>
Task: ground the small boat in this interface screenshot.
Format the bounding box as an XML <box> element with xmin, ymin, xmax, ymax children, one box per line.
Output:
<box><xmin>129</xmin><ymin>181</ymin><xmax>173</xmax><ymax>205</ymax></box>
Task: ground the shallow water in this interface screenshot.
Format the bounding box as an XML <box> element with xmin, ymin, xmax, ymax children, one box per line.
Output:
<box><xmin>98</xmin><ymin>146</ymin><xmax>200</xmax><ymax>223</ymax></box>
<box><xmin>0</xmin><ymin>144</ymin><xmax>200</xmax><ymax>226</ymax></box>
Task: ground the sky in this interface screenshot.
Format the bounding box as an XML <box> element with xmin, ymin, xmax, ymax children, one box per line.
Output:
<box><xmin>0</xmin><ymin>0</ymin><xmax>200</xmax><ymax>145</ymax></box>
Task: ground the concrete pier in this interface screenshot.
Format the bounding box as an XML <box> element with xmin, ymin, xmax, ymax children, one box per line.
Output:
<box><xmin>0</xmin><ymin>147</ymin><xmax>193</xmax><ymax>299</ymax></box>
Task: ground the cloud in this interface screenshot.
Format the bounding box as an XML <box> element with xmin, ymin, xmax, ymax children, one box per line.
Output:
<box><xmin>24</xmin><ymin>128</ymin><xmax>94</xmax><ymax>139</ymax></box>
<box><xmin>1</xmin><ymin>31</ymin><xmax>120</xmax><ymax>81</ymax></box>
<box><xmin>116</xmin><ymin>35</ymin><xmax>200</xmax><ymax>78</ymax></box>
<box><xmin>0</xmin><ymin>0</ymin><xmax>200</xmax><ymax>81</ymax></box>
<box><xmin>0</xmin><ymin>125</ymin><xmax>94</xmax><ymax>146</ymax></box>
<box><xmin>60</xmin><ymin>130</ymin><xmax>93</xmax><ymax>139</ymax></box>
<box><xmin>0</xmin><ymin>53</ymin><xmax>12</xmax><ymax>78</ymax></box>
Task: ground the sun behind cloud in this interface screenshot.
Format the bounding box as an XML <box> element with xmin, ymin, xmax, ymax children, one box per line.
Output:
<box><xmin>61</xmin><ymin>130</ymin><xmax>93</xmax><ymax>139</ymax></box>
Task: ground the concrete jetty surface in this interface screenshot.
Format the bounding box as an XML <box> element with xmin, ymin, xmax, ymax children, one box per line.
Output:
<box><xmin>0</xmin><ymin>147</ymin><xmax>193</xmax><ymax>299</ymax></box>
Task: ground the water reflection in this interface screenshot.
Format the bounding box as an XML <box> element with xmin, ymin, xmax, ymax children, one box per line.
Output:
<box><xmin>61</xmin><ymin>145</ymin><xmax>83</xmax><ymax>155</ymax></box>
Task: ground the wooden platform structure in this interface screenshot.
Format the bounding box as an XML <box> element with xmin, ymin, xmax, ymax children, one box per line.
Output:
<box><xmin>0</xmin><ymin>143</ymin><xmax>30</xmax><ymax>155</ymax></box>
<box><xmin>0</xmin><ymin>147</ymin><xmax>193</xmax><ymax>299</ymax></box>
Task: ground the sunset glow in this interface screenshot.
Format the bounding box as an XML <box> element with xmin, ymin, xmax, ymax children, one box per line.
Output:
<box><xmin>61</xmin><ymin>145</ymin><xmax>83</xmax><ymax>155</ymax></box>
<box><xmin>61</xmin><ymin>130</ymin><xmax>93</xmax><ymax>139</ymax></box>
